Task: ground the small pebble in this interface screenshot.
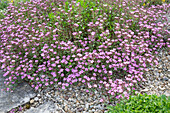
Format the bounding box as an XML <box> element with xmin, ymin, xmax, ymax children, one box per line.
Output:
<box><xmin>37</xmin><ymin>94</ymin><xmax>41</xmax><ymax>97</ymax></box>
<box><xmin>30</xmin><ymin>99</ymin><xmax>34</xmax><ymax>104</ymax></box>
<box><xmin>64</xmin><ymin>105</ymin><xmax>68</xmax><ymax>111</ymax></box>
<box><xmin>141</xmin><ymin>88</ymin><xmax>149</xmax><ymax>92</ymax></box>
<box><xmin>162</xmin><ymin>77</ymin><xmax>168</xmax><ymax>81</ymax></box>
<box><xmin>158</xmin><ymin>70</ymin><xmax>162</xmax><ymax>73</ymax></box>
<box><xmin>34</xmin><ymin>97</ymin><xmax>39</xmax><ymax>101</ymax></box>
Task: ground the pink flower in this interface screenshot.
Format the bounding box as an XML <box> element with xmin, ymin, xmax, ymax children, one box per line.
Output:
<box><xmin>51</xmin><ymin>63</ymin><xmax>56</xmax><ymax>67</ymax></box>
<box><xmin>132</xmin><ymin>80</ymin><xmax>137</xmax><ymax>83</ymax></box>
<box><xmin>116</xmin><ymin>95</ymin><xmax>120</xmax><ymax>99</ymax></box>
<box><xmin>51</xmin><ymin>72</ymin><xmax>56</xmax><ymax>77</ymax></box>
<box><xmin>78</xmin><ymin>78</ymin><xmax>82</xmax><ymax>81</ymax></box>
<box><xmin>100</xmin><ymin>99</ymin><xmax>104</xmax><ymax>102</ymax></box>
<box><xmin>98</xmin><ymin>70</ymin><xmax>102</xmax><ymax>73</ymax></box>
<box><xmin>65</xmin><ymin>83</ymin><xmax>69</xmax><ymax>87</ymax></box>
<box><xmin>89</xmin><ymin>67</ymin><xmax>94</xmax><ymax>70</ymax></box>
<box><xmin>7</xmin><ymin>88</ymin><xmax>10</xmax><ymax>91</ymax></box>
<box><xmin>109</xmin><ymin>71</ymin><xmax>112</xmax><ymax>75</ymax></box>
<box><xmin>39</xmin><ymin>84</ymin><xmax>42</xmax><ymax>87</ymax></box>
<box><xmin>82</xmin><ymin>79</ymin><xmax>85</xmax><ymax>83</ymax></box>
<box><xmin>41</xmin><ymin>53</ymin><xmax>45</xmax><ymax>57</ymax></box>
<box><xmin>31</xmin><ymin>85</ymin><xmax>34</xmax><ymax>88</ymax></box>
<box><xmin>93</xmin><ymin>84</ymin><xmax>97</xmax><ymax>87</ymax></box>
<box><xmin>94</xmin><ymin>68</ymin><xmax>97</xmax><ymax>72</ymax></box>
<box><xmin>111</xmin><ymin>92</ymin><xmax>115</xmax><ymax>96</ymax></box>
<box><xmin>58</xmin><ymin>82</ymin><xmax>61</xmax><ymax>85</ymax></box>
<box><xmin>50</xmin><ymin>81</ymin><xmax>53</xmax><ymax>84</ymax></box>
<box><xmin>79</xmin><ymin>70</ymin><xmax>84</xmax><ymax>74</ymax></box>
<box><xmin>49</xmin><ymin>67</ymin><xmax>53</xmax><ymax>70</ymax></box>
<box><xmin>85</xmin><ymin>68</ymin><xmax>88</xmax><ymax>71</ymax></box>
<box><xmin>61</xmin><ymin>73</ymin><xmax>64</xmax><ymax>77</ymax></box>
<box><xmin>3</xmin><ymin>71</ymin><xmax>10</xmax><ymax>77</ymax></box>
<box><xmin>72</xmin><ymin>32</ymin><xmax>77</xmax><ymax>36</ymax></box>
<box><xmin>85</xmin><ymin>77</ymin><xmax>89</xmax><ymax>81</ymax></box>
<box><xmin>103</xmin><ymin>77</ymin><xmax>107</xmax><ymax>80</ymax></box>
<box><xmin>137</xmin><ymin>78</ymin><xmax>141</xmax><ymax>81</ymax></box>
<box><xmin>65</xmin><ymin>68</ymin><xmax>70</xmax><ymax>72</ymax></box>
<box><xmin>55</xmin><ymin>60</ymin><xmax>59</xmax><ymax>64</ymax></box>
<box><xmin>35</xmin><ymin>60</ymin><xmax>38</xmax><ymax>63</ymax></box>
<box><xmin>41</xmin><ymin>75</ymin><xmax>46</xmax><ymax>78</ymax></box>
<box><xmin>129</xmin><ymin>83</ymin><xmax>133</xmax><ymax>86</ymax></box>
<box><xmin>35</xmin><ymin>86</ymin><xmax>39</xmax><ymax>90</ymax></box>
<box><xmin>62</xmin><ymin>86</ymin><xmax>65</xmax><ymax>89</ymax></box>
<box><xmin>142</xmin><ymin>63</ymin><xmax>146</xmax><ymax>67</ymax></box>
<box><xmin>106</xmin><ymin>83</ymin><xmax>110</xmax><ymax>87</ymax></box>
<box><xmin>73</xmin><ymin>23</ymin><xmax>79</xmax><ymax>27</ymax></box>
<box><xmin>60</xmin><ymin>69</ymin><xmax>64</xmax><ymax>72</ymax></box>
<box><xmin>88</xmin><ymin>85</ymin><xmax>92</xmax><ymax>88</ymax></box>
<box><xmin>91</xmin><ymin>32</ymin><xmax>96</xmax><ymax>36</ymax></box>
<box><xmin>36</xmin><ymin>78</ymin><xmax>39</xmax><ymax>81</ymax></box>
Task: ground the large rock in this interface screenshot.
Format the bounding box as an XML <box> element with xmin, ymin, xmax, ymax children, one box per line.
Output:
<box><xmin>0</xmin><ymin>70</ymin><xmax>37</xmax><ymax>113</ymax></box>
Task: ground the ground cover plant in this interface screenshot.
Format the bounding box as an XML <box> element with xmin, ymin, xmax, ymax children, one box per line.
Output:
<box><xmin>0</xmin><ymin>0</ymin><xmax>31</xmax><ymax>19</ymax></box>
<box><xmin>107</xmin><ymin>94</ymin><xmax>170</xmax><ymax>113</ymax></box>
<box><xmin>0</xmin><ymin>0</ymin><xmax>170</xmax><ymax>108</ymax></box>
<box><xmin>0</xmin><ymin>0</ymin><xmax>11</xmax><ymax>19</ymax></box>
<box><xmin>142</xmin><ymin>0</ymin><xmax>169</xmax><ymax>7</ymax></box>
<box><xmin>0</xmin><ymin>0</ymin><xmax>9</xmax><ymax>10</ymax></box>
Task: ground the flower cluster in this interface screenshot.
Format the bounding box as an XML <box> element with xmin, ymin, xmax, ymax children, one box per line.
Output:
<box><xmin>0</xmin><ymin>0</ymin><xmax>169</xmax><ymax>102</ymax></box>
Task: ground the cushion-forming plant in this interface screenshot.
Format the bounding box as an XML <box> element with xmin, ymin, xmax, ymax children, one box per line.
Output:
<box><xmin>0</xmin><ymin>0</ymin><xmax>169</xmax><ymax>103</ymax></box>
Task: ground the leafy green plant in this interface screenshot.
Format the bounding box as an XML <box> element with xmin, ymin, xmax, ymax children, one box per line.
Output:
<box><xmin>0</xmin><ymin>9</ymin><xmax>7</xmax><ymax>19</ymax></box>
<box><xmin>0</xmin><ymin>0</ymin><xmax>9</xmax><ymax>10</ymax></box>
<box><xmin>140</xmin><ymin>0</ymin><xmax>169</xmax><ymax>8</ymax></box>
<box><xmin>0</xmin><ymin>0</ymin><xmax>31</xmax><ymax>19</ymax></box>
<box><xmin>107</xmin><ymin>94</ymin><xmax>170</xmax><ymax>113</ymax></box>
<box><xmin>11</xmin><ymin>0</ymin><xmax>31</xmax><ymax>7</ymax></box>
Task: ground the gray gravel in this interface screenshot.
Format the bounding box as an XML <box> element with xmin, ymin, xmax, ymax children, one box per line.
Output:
<box><xmin>136</xmin><ymin>47</ymin><xmax>170</xmax><ymax>97</ymax></box>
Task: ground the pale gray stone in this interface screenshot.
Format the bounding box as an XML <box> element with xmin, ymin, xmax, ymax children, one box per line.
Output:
<box><xmin>25</xmin><ymin>101</ymin><xmax>58</xmax><ymax>113</ymax></box>
<box><xmin>0</xmin><ymin>70</ymin><xmax>36</xmax><ymax>112</ymax></box>
<box><xmin>34</xmin><ymin>97</ymin><xmax>39</xmax><ymax>101</ymax></box>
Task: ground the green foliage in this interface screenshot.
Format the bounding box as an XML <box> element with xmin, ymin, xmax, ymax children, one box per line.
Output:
<box><xmin>0</xmin><ymin>9</ymin><xmax>7</xmax><ymax>19</ymax></box>
<box><xmin>12</xmin><ymin>0</ymin><xmax>31</xmax><ymax>7</ymax></box>
<box><xmin>0</xmin><ymin>0</ymin><xmax>9</xmax><ymax>10</ymax></box>
<box><xmin>140</xmin><ymin>0</ymin><xmax>169</xmax><ymax>8</ymax></box>
<box><xmin>0</xmin><ymin>0</ymin><xmax>30</xmax><ymax>19</ymax></box>
<box><xmin>0</xmin><ymin>0</ymin><xmax>9</xmax><ymax>19</ymax></box>
<box><xmin>107</xmin><ymin>94</ymin><xmax>170</xmax><ymax>113</ymax></box>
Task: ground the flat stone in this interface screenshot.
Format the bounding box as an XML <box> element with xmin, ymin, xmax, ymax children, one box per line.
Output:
<box><xmin>25</xmin><ymin>101</ymin><xmax>60</xmax><ymax>113</ymax></box>
<box><xmin>0</xmin><ymin>70</ymin><xmax>37</xmax><ymax>113</ymax></box>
